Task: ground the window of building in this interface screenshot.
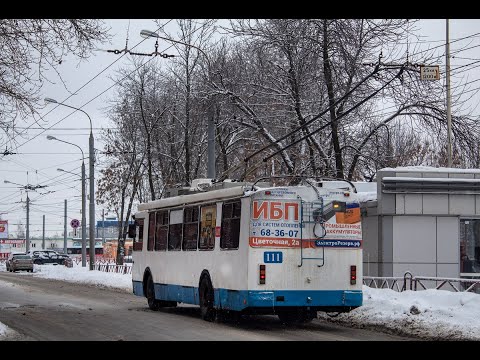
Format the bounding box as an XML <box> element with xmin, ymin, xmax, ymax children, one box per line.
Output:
<box><xmin>155</xmin><ymin>211</ymin><xmax>168</xmax><ymax>251</ymax></box>
<box><xmin>133</xmin><ymin>219</ymin><xmax>144</xmax><ymax>251</ymax></box>
<box><xmin>168</xmin><ymin>209</ymin><xmax>183</xmax><ymax>251</ymax></box>
<box><xmin>199</xmin><ymin>205</ymin><xmax>216</xmax><ymax>250</ymax></box>
<box><xmin>460</xmin><ymin>219</ymin><xmax>480</xmax><ymax>274</ymax></box>
<box><xmin>183</xmin><ymin>206</ymin><xmax>199</xmax><ymax>250</ymax></box>
<box><xmin>221</xmin><ymin>200</ymin><xmax>241</xmax><ymax>249</ymax></box>
<box><xmin>32</xmin><ymin>243</ymin><xmax>36</xmax><ymax>248</ymax></box>
<box><xmin>147</xmin><ymin>212</ymin><xmax>155</xmax><ymax>251</ymax></box>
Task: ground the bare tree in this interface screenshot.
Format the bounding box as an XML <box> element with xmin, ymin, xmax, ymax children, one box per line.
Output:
<box><xmin>97</xmin><ymin>101</ymin><xmax>145</xmax><ymax>265</ymax></box>
<box><xmin>99</xmin><ymin>18</ymin><xmax>480</xmax><ymax>207</ymax></box>
<box><xmin>155</xmin><ymin>19</ymin><xmax>217</xmax><ymax>185</ymax></box>
<box><xmin>0</xmin><ymin>19</ymin><xmax>109</xmax><ymax>143</ymax></box>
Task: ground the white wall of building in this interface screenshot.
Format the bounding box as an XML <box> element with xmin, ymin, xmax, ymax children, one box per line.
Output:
<box><xmin>361</xmin><ymin>167</ymin><xmax>480</xmax><ymax>279</ymax></box>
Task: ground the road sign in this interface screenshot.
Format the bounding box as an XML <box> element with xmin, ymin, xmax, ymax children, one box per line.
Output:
<box><xmin>420</xmin><ymin>65</ymin><xmax>440</xmax><ymax>81</ymax></box>
<box><xmin>70</xmin><ymin>219</ymin><xmax>80</xmax><ymax>229</ymax></box>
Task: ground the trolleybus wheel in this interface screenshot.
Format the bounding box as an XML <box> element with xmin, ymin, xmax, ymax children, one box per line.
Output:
<box><xmin>146</xmin><ymin>275</ymin><xmax>163</xmax><ymax>311</ymax></box>
<box><xmin>199</xmin><ymin>276</ymin><xmax>216</xmax><ymax>322</ymax></box>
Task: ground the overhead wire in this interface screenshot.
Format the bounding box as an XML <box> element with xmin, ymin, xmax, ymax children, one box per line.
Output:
<box><xmin>3</xmin><ymin>19</ymin><xmax>212</xmax><ymax>230</ymax></box>
<box><xmin>4</xmin><ymin>19</ymin><xmax>202</xmax><ymax>200</ymax></box>
<box><xmin>0</xmin><ymin>19</ymin><xmax>175</xmax><ymax>151</ymax></box>
<box><xmin>262</xmin><ymin>66</ymin><xmax>406</xmax><ymax>162</ymax></box>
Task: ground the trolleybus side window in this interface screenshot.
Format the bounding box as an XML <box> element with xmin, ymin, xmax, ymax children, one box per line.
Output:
<box><xmin>147</xmin><ymin>212</ymin><xmax>155</xmax><ymax>251</ymax></box>
<box><xmin>133</xmin><ymin>219</ymin><xmax>144</xmax><ymax>251</ymax></box>
<box><xmin>155</xmin><ymin>210</ymin><xmax>168</xmax><ymax>251</ymax></box>
<box><xmin>168</xmin><ymin>209</ymin><xmax>183</xmax><ymax>251</ymax></box>
<box><xmin>220</xmin><ymin>200</ymin><xmax>241</xmax><ymax>250</ymax></box>
<box><xmin>183</xmin><ymin>206</ymin><xmax>199</xmax><ymax>250</ymax></box>
<box><xmin>199</xmin><ymin>204</ymin><xmax>216</xmax><ymax>250</ymax></box>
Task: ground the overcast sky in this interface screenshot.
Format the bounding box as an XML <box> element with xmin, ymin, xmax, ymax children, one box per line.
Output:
<box><xmin>1</xmin><ymin>19</ymin><xmax>479</xmax><ymax>238</ymax></box>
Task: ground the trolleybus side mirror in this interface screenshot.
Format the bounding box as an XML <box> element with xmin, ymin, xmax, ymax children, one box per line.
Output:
<box><xmin>128</xmin><ymin>224</ymin><xmax>136</xmax><ymax>239</ymax></box>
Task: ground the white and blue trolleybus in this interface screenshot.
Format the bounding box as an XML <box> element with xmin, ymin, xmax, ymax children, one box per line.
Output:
<box><xmin>129</xmin><ymin>176</ymin><xmax>363</xmax><ymax>323</ymax></box>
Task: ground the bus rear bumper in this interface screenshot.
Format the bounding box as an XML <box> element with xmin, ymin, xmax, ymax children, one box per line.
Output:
<box><xmin>218</xmin><ymin>289</ymin><xmax>362</xmax><ymax>312</ymax></box>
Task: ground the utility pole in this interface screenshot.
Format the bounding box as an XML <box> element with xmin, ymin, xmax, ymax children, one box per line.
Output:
<box><xmin>64</xmin><ymin>199</ymin><xmax>67</xmax><ymax>254</ymax></box>
<box><xmin>44</xmin><ymin>98</ymin><xmax>95</xmax><ymax>269</ymax></box>
<box><xmin>42</xmin><ymin>215</ymin><xmax>45</xmax><ymax>250</ymax></box>
<box><xmin>26</xmin><ymin>194</ymin><xmax>30</xmax><ymax>252</ymax></box>
<box><xmin>81</xmin><ymin>162</ymin><xmax>86</xmax><ymax>267</ymax></box>
<box><xmin>89</xmin><ymin>132</ymin><xmax>95</xmax><ymax>270</ymax></box>
<box><xmin>102</xmin><ymin>209</ymin><xmax>105</xmax><ymax>244</ymax></box>
<box><xmin>207</xmin><ymin>108</ymin><xmax>215</xmax><ymax>179</ymax></box>
<box><xmin>446</xmin><ymin>19</ymin><xmax>453</xmax><ymax>168</ymax></box>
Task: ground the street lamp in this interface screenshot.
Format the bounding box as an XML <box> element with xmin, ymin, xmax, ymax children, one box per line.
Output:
<box><xmin>140</xmin><ymin>29</ymin><xmax>216</xmax><ymax>179</ymax></box>
<box><xmin>48</xmin><ymin>136</ymin><xmax>87</xmax><ymax>268</ymax></box>
<box><xmin>45</xmin><ymin>98</ymin><xmax>96</xmax><ymax>270</ymax></box>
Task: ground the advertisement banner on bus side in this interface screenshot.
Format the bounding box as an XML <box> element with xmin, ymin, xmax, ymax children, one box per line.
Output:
<box><xmin>249</xmin><ymin>199</ymin><xmax>362</xmax><ymax>249</ymax></box>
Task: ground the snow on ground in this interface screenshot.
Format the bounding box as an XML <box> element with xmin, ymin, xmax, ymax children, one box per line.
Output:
<box><xmin>0</xmin><ymin>321</ymin><xmax>7</xmax><ymax>337</ymax></box>
<box><xmin>1</xmin><ymin>261</ymin><xmax>480</xmax><ymax>340</ymax></box>
<box><xmin>319</xmin><ymin>286</ymin><xmax>480</xmax><ymax>340</ymax></box>
<box><xmin>355</xmin><ymin>192</ymin><xmax>377</xmax><ymax>203</ymax></box>
<box><xmin>381</xmin><ymin>166</ymin><xmax>480</xmax><ymax>173</ymax></box>
<box><xmin>32</xmin><ymin>263</ymin><xmax>132</xmax><ymax>292</ymax></box>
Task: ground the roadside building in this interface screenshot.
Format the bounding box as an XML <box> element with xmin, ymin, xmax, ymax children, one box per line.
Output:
<box><xmin>361</xmin><ymin>166</ymin><xmax>480</xmax><ymax>280</ymax></box>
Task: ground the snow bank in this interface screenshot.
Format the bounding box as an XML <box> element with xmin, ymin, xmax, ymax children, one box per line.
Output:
<box><xmin>32</xmin><ymin>264</ymin><xmax>132</xmax><ymax>292</ymax></box>
<box><xmin>0</xmin><ymin>322</ymin><xmax>8</xmax><ymax>337</ymax></box>
<box><xmin>319</xmin><ymin>286</ymin><xmax>480</xmax><ymax>340</ymax></box>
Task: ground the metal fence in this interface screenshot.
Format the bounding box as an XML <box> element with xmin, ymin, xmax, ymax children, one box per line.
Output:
<box><xmin>70</xmin><ymin>257</ymin><xmax>132</xmax><ymax>274</ymax></box>
<box><xmin>363</xmin><ymin>271</ymin><xmax>480</xmax><ymax>293</ymax></box>
<box><xmin>93</xmin><ymin>263</ymin><xmax>132</xmax><ymax>274</ymax></box>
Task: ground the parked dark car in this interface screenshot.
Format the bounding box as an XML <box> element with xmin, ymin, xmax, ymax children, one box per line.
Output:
<box><xmin>6</xmin><ymin>253</ymin><xmax>34</xmax><ymax>272</ymax></box>
<box><xmin>27</xmin><ymin>250</ymin><xmax>67</xmax><ymax>265</ymax></box>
